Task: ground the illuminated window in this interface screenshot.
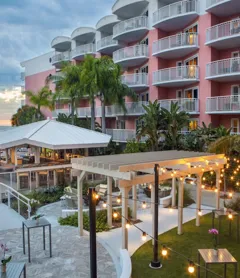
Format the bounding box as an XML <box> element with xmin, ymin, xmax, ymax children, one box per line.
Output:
<box><xmin>189</xmin><ymin>120</ymin><xmax>198</xmax><ymax>130</ymax></box>
<box><xmin>231</xmin><ymin>118</ymin><xmax>239</xmax><ymax>134</ymax></box>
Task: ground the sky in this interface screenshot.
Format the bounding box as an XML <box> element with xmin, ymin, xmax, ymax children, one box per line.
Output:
<box><xmin>0</xmin><ymin>0</ymin><xmax>113</xmax><ymax>125</ymax></box>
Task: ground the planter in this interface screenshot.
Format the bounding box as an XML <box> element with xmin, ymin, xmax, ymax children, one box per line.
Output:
<box><xmin>1</xmin><ymin>264</ymin><xmax>6</xmax><ymax>273</ymax></box>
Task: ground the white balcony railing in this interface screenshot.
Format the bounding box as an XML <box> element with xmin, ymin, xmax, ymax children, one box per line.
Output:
<box><xmin>113</xmin><ymin>16</ymin><xmax>148</xmax><ymax>38</ymax></box>
<box><xmin>153</xmin><ymin>66</ymin><xmax>199</xmax><ymax>84</ymax></box>
<box><xmin>206</xmin><ymin>95</ymin><xmax>240</xmax><ymax>113</ymax></box>
<box><xmin>153</xmin><ymin>0</ymin><xmax>199</xmax><ymax>25</ymax></box>
<box><xmin>206</xmin><ymin>18</ymin><xmax>240</xmax><ymax>43</ymax></box>
<box><xmin>159</xmin><ymin>98</ymin><xmax>199</xmax><ymax>113</ymax></box>
<box><xmin>106</xmin><ymin>129</ymin><xmax>137</xmax><ymax>142</ymax></box>
<box><xmin>153</xmin><ymin>33</ymin><xmax>198</xmax><ymax>54</ymax></box>
<box><xmin>121</xmin><ymin>73</ymin><xmax>148</xmax><ymax>87</ymax></box>
<box><xmin>52</xmin><ymin>72</ymin><xmax>64</xmax><ymax>83</ymax></box>
<box><xmin>113</xmin><ymin>44</ymin><xmax>148</xmax><ymax>63</ymax></box>
<box><xmin>52</xmin><ymin>51</ymin><xmax>71</xmax><ymax>64</ymax></box>
<box><xmin>76</xmin><ymin>107</ymin><xmax>92</xmax><ymax>117</ymax></box>
<box><xmin>105</xmin><ymin>101</ymin><xmax>148</xmax><ymax>117</ymax></box>
<box><xmin>96</xmin><ymin>36</ymin><xmax>119</xmax><ymax>51</ymax></box>
<box><xmin>72</xmin><ymin>43</ymin><xmax>95</xmax><ymax>58</ymax></box>
<box><xmin>206</xmin><ymin>0</ymin><xmax>227</xmax><ymax>8</ymax></box>
<box><xmin>206</xmin><ymin>58</ymin><xmax>240</xmax><ymax>78</ymax></box>
<box><xmin>55</xmin><ymin>108</ymin><xmax>71</xmax><ymax>116</ymax></box>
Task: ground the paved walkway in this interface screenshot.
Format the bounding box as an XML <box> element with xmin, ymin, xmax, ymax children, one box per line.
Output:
<box><xmin>0</xmin><ymin>203</ymin><xmax>24</xmax><ymax>230</ymax></box>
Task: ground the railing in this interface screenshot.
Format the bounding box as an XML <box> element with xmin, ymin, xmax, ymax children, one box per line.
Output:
<box><xmin>206</xmin><ymin>58</ymin><xmax>240</xmax><ymax>78</ymax></box>
<box><xmin>55</xmin><ymin>108</ymin><xmax>70</xmax><ymax>116</ymax></box>
<box><xmin>153</xmin><ymin>0</ymin><xmax>199</xmax><ymax>25</ymax></box>
<box><xmin>113</xmin><ymin>44</ymin><xmax>148</xmax><ymax>63</ymax></box>
<box><xmin>206</xmin><ymin>18</ymin><xmax>240</xmax><ymax>43</ymax></box>
<box><xmin>106</xmin><ymin>129</ymin><xmax>137</xmax><ymax>142</ymax></box>
<box><xmin>52</xmin><ymin>51</ymin><xmax>71</xmax><ymax>64</ymax></box>
<box><xmin>206</xmin><ymin>95</ymin><xmax>240</xmax><ymax>112</ymax></box>
<box><xmin>76</xmin><ymin>107</ymin><xmax>92</xmax><ymax>118</ymax></box>
<box><xmin>113</xmin><ymin>16</ymin><xmax>148</xmax><ymax>38</ymax></box>
<box><xmin>206</xmin><ymin>0</ymin><xmax>228</xmax><ymax>8</ymax></box>
<box><xmin>153</xmin><ymin>66</ymin><xmax>199</xmax><ymax>84</ymax></box>
<box><xmin>0</xmin><ymin>182</ymin><xmax>31</xmax><ymax>219</ymax></box>
<box><xmin>153</xmin><ymin>33</ymin><xmax>198</xmax><ymax>54</ymax></box>
<box><xmin>52</xmin><ymin>72</ymin><xmax>64</xmax><ymax>83</ymax></box>
<box><xmin>106</xmin><ymin>102</ymin><xmax>148</xmax><ymax>116</ymax></box>
<box><xmin>159</xmin><ymin>98</ymin><xmax>199</xmax><ymax>113</ymax></box>
<box><xmin>72</xmin><ymin>43</ymin><xmax>95</xmax><ymax>58</ymax></box>
<box><xmin>96</xmin><ymin>36</ymin><xmax>119</xmax><ymax>51</ymax></box>
<box><xmin>121</xmin><ymin>73</ymin><xmax>148</xmax><ymax>87</ymax></box>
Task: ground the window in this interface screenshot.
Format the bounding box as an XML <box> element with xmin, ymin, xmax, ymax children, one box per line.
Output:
<box><xmin>231</xmin><ymin>118</ymin><xmax>239</xmax><ymax>134</ymax></box>
<box><xmin>140</xmin><ymin>92</ymin><xmax>149</xmax><ymax>102</ymax></box>
<box><xmin>189</xmin><ymin>119</ymin><xmax>198</xmax><ymax>130</ymax></box>
<box><xmin>176</xmin><ymin>90</ymin><xmax>183</xmax><ymax>98</ymax></box>
<box><xmin>140</xmin><ymin>37</ymin><xmax>148</xmax><ymax>45</ymax></box>
<box><xmin>140</xmin><ymin>65</ymin><xmax>148</xmax><ymax>74</ymax></box>
<box><xmin>231</xmin><ymin>85</ymin><xmax>240</xmax><ymax>102</ymax></box>
<box><xmin>185</xmin><ymin>23</ymin><xmax>198</xmax><ymax>33</ymax></box>
<box><xmin>184</xmin><ymin>87</ymin><xmax>198</xmax><ymax>99</ymax></box>
<box><xmin>232</xmin><ymin>52</ymin><xmax>239</xmax><ymax>58</ymax></box>
<box><xmin>116</xmin><ymin>120</ymin><xmax>125</xmax><ymax>129</ymax></box>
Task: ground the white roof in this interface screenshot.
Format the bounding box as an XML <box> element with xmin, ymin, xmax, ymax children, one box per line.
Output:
<box><xmin>0</xmin><ymin>120</ymin><xmax>111</xmax><ymax>150</ymax></box>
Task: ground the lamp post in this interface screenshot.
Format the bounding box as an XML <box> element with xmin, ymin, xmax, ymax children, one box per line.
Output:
<box><xmin>89</xmin><ymin>188</ymin><xmax>97</xmax><ymax>278</ymax></box>
<box><xmin>150</xmin><ymin>164</ymin><xmax>162</xmax><ymax>269</ymax></box>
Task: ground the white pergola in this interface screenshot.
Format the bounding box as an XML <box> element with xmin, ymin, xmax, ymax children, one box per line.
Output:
<box><xmin>72</xmin><ymin>151</ymin><xmax>226</xmax><ymax>250</ymax></box>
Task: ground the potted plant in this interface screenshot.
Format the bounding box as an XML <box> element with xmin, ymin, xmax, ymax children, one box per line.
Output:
<box><xmin>208</xmin><ymin>228</ymin><xmax>219</xmax><ymax>256</ymax></box>
<box><xmin>1</xmin><ymin>243</ymin><xmax>12</xmax><ymax>273</ymax></box>
<box><xmin>32</xmin><ymin>214</ymin><xmax>44</xmax><ymax>225</ymax></box>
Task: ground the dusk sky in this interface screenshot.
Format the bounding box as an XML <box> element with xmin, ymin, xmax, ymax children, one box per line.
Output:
<box><xmin>0</xmin><ymin>0</ymin><xmax>113</xmax><ymax>125</ymax></box>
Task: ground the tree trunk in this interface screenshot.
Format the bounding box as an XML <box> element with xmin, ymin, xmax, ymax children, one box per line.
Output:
<box><xmin>71</xmin><ymin>99</ymin><xmax>75</xmax><ymax>125</ymax></box>
<box><xmin>91</xmin><ymin>98</ymin><xmax>95</xmax><ymax>130</ymax></box>
<box><xmin>101</xmin><ymin>94</ymin><xmax>106</xmax><ymax>134</ymax></box>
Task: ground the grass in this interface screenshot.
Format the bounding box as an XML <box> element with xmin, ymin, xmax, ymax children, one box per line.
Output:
<box><xmin>132</xmin><ymin>213</ymin><xmax>240</xmax><ymax>278</ymax></box>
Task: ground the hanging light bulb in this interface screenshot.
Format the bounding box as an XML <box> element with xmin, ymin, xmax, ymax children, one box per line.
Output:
<box><xmin>142</xmin><ymin>232</ymin><xmax>147</xmax><ymax>241</ymax></box>
<box><xmin>188</xmin><ymin>261</ymin><xmax>195</xmax><ymax>274</ymax></box>
<box><xmin>234</xmin><ymin>171</ymin><xmax>237</xmax><ymax>175</ymax></box>
<box><xmin>210</xmin><ymin>167</ymin><xmax>213</xmax><ymax>170</ymax></box>
<box><xmin>169</xmin><ymin>207</ymin><xmax>173</xmax><ymax>213</ymax></box>
<box><xmin>222</xmin><ymin>169</ymin><xmax>225</xmax><ymax>172</ymax></box>
<box><xmin>237</xmin><ymin>182</ymin><xmax>239</xmax><ymax>186</ymax></box>
<box><xmin>149</xmin><ymin>184</ymin><xmax>152</xmax><ymax>190</ymax></box>
<box><xmin>180</xmin><ymin>176</ymin><xmax>184</xmax><ymax>181</ymax></box>
<box><xmin>201</xmin><ymin>185</ymin><xmax>205</xmax><ymax>189</ymax></box>
<box><xmin>161</xmin><ymin>245</ymin><xmax>168</xmax><ymax>257</ymax></box>
<box><xmin>214</xmin><ymin>188</ymin><xmax>218</xmax><ymax>193</ymax></box>
<box><xmin>202</xmin><ymin>168</ymin><xmax>205</xmax><ymax>172</ymax></box>
<box><xmin>210</xmin><ymin>171</ymin><xmax>214</xmax><ymax>175</ymax></box>
<box><xmin>220</xmin><ymin>174</ymin><xmax>224</xmax><ymax>177</ymax></box>
<box><xmin>219</xmin><ymin>180</ymin><xmax>222</xmax><ymax>184</ymax></box>
<box><xmin>142</xmin><ymin>201</ymin><xmax>147</xmax><ymax>209</ymax></box>
<box><xmin>234</xmin><ymin>158</ymin><xmax>237</xmax><ymax>162</ymax></box>
<box><xmin>117</xmin><ymin>197</ymin><xmax>121</xmax><ymax>204</ymax></box>
<box><xmin>231</xmin><ymin>176</ymin><xmax>234</xmax><ymax>180</ymax></box>
<box><xmin>95</xmin><ymin>193</ymin><xmax>99</xmax><ymax>200</ymax></box>
<box><xmin>229</xmin><ymin>192</ymin><xmax>233</xmax><ymax>198</ymax></box>
<box><xmin>203</xmin><ymin>177</ymin><xmax>206</xmax><ymax>181</ymax></box>
<box><xmin>171</xmin><ymin>173</ymin><xmax>174</xmax><ymax>177</ymax></box>
<box><xmin>190</xmin><ymin>181</ymin><xmax>194</xmax><ymax>185</ymax></box>
<box><xmin>237</xmin><ymin>160</ymin><xmax>240</xmax><ymax>163</ymax></box>
<box><xmin>188</xmin><ymin>174</ymin><xmax>191</xmax><ymax>178</ymax></box>
<box><xmin>102</xmin><ymin>201</ymin><xmax>107</xmax><ymax>208</ymax></box>
<box><xmin>113</xmin><ymin>211</ymin><xmax>118</xmax><ymax>219</ymax></box>
<box><xmin>228</xmin><ymin>212</ymin><xmax>233</xmax><ymax>220</ymax></box>
<box><xmin>216</xmin><ymin>162</ymin><xmax>219</xmax><ymax>166</ymax></box>
<box><xmin>198</xmin><ymin>209</ymin><xmax>202</xmax><ymax>216</ymax></box>
<box><xmin>126</xmin><ymin>221</ymin><xmax>130</xmax><ymax>229</ymax></box>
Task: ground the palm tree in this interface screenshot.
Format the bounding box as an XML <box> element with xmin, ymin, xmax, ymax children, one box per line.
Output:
<box><xmin>161</xmin><ymin>102</ymin><xmax>190</xmax><ymax>150</ymax></box>
<box><xmin>23</xmin><ymin>87</ymin><xmax>53</xmax><ymax>119</ymax></box>
<box><xmin>11</xmin><ymin>105</ymin><xmax>43</xmax><ymax>126</ymax></box>
<box><xmin>137</xmin><ymin>101</ymin><xmax>163</xmax><ymax>151</ymax></box>
<box><xmin>208</xmin><ymin>135</ymin><xmax>240</xmax><ymax>155</ymax></box>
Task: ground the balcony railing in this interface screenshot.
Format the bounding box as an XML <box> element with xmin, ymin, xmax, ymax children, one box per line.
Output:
<box><xmin>106</xmin><ymin>129</ymin><xmax>137</xmax><ymax>142</ymax></box>
<box><xmin>206</xmin><ymin>95</ymin><xmax>240</xmax><ymax>113</ymax></box>
<box><xmin>153</xmin><ymin>66</ymin><xmax>199</xmax><ymax>84</ymax></box>
<box><xmin>121</xmin><ymin>73</ymin><xmax>148</xmax><ymax>87</ymax></box>
<box><xmin>52</xmin><ymin>51</ymin><xmax>71</xmax><ymax>64</ymax></box>
<box><xmin>76</xmin><ymin>107</ymin><xmax>92</xmax><ymax>118</ymax></box>
<box><xmin>55</xmin><ymin>108</ymin><xmax>70</xmax><ymax>116</ymax></box>
<box><xmin>72</xmin><ymin>43</ymin><xmax>95</xmax><ymax>59</ymax></box>
<box><xmin>113</xmin><ymin>44</ymin><xmax>148</xmax><ymax>63</ymax></box>
<box><xmin>206</xmin><ymin>18</ymin><xmax>240</xmax><ymax>43</ymax></box>
<box><xmin>206</xmin><ymin>58</ymin><xmax>240</xmax><ymax>78</ymax></box>
<box><xmin>206</xmin><ymin>0</ymin><xmax>227</xmax><ymax>8</ymax></box>
<box><xmin>52</xmin><ymin>72</ymin><xmax>64</xmax><ymax>83</ymax></box>
<box><xmin>113</xmin><ymin>16</ymin><xmax>148</xmax><ymax>38</ymax></box>
<box><xmin>153</xmin><ymin>0</ymin><xmax>199</xmax><ymax>26</ymax></box>
<box><xmin>96</xmin><ymin>36</ymin><xmax>119</xmax><ymax>51</ymax></box>
<box><xmin>105</xmin><ymin>101</ymin><xmax>148</xmax><ymax>117</ymax></box>
<box><xmin>159</xmin><ymin>98</ymin><xmax>199</xmax><ymax>113</ymax></box>
<box><xmin>153</xmin><ymin>33</ymin><xmax>198</xmax><ymax>55</ymax></box>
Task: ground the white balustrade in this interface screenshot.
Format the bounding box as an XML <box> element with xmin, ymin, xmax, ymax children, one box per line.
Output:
<box><xmin>153</xmin><ymin>0</ymin><xmax>199</xmax><ymax>25</ymax></box>
<box><xmin>153</xmin><ymin>66</ymin><xmax>199</xmax><ymax>84</ymax></box>
<box><xmin>113</xmin><ymin>16</ymin><xmax>148</xmax><ymax>37</ymax></box>
<box><xmin>106</xmin><ymin>129</ymin><xmax>137</xmax><ymax>142</ymax></box>
<box><xmin>96</xmin><ymin>36</ymin><xmax>119</xmax><ymax>51</ymax></box>
<box><xmin>72</xmin><ymin>43</ymin><xmax>95</xmax><ymax>58</ymax></box>
<box><xmin>121</xmin><ymin>73</ymin><xmax>148</xmax><ymax>87</ymax></box>
<box><xmin>113</xmin><ymin>44</ymin><xmax>148</xmax><ymax>63</ymax></box>
<box><xmin>52</xmin><ymin>51</ymin><xmax>71</xmax><ymax>64</ymax></box>
<box><xmin>206</xmin><ymin>58</ymin><xmax>240</xmax><ymax>78</ymax></box>
<box><xmin>153</xmin><ymin>33</ymin><xmax>198</xmax><ymax>54</ymax></box>
<box><xmin>206</xmin><ymin>18</ymin><xmax>240</xmax><ymax>43</ymax></box>
<box><xmin>159</xmin><ymin>98</ymin><xmax>199</xmax><ymax>113</ymax></box>
<box><xmin>55</xmin><ymin>108</ymin><xmax>70</xmax><ymax>116</ymax></box>
<box><xmin>206</xmin><ymin>95</ymin><xmax>240</xmax><ymax>112</ymax></box>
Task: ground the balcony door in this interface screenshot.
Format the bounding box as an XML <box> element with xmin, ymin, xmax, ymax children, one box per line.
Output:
<box><xmin>185</xmin><ymin>56</ymin><xmax>198</xmax><ymax>78</ymax></box>
<box><xmin>116</xmin><ymin>120</ymin><xmax>125</xmax><ymax>130</ymax></box>
<box><xmin>231</xmin><ymin>118</ymin><xmax>239</xmax><ymax>134</ymax></box>
<box><xmin>185</xmin><ymin>24</ymin><xmax>198</xmax><ymax>45</ymax></box>
<box><xmin>231</xmin><ymin>52</ymin><xmax>240</xmax><ymax>72</ymax></box>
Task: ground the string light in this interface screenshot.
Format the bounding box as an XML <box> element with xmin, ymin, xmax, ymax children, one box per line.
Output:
<box><xmin>220</xmin><ymin>174</ymin><xmax>224</xmax><ymax>177</ymax></box>
<box><xmin>188</xmin><ymin>174</ymin><xmax>191</xmax><ymax>178</ymax></box>
<box><xmin>210</xmin><ymin>171</ymin><xmax>214</xmax><ymax>175</ymax></box>
<box><xmin>142</xmin><ymin>201</ymin><xmax>147</xmax><ymax>209</ymax></box>
<box><xmin>237</xmin><ymin>182</ymin><xmax>239</xmax><ymax>186</ymax></box>
<box><xmin>231</xmin><ymin>176</ymin><xmax>234</xmax><ymax>180</ymax></box>
<box><xmin>113</xmin><ymin>211</ymin><xmax>118</xmax><ymax>219</ymax></box>
<box><xmin>95</xmin><ymin>193</ymin><xmax>99</xmax><ymax>200</ymax></box>
<box><xmin>228</xmin><ymin>212</ymin><xmax>233</xmax><ymax>220</ymax></box>
<box><xmin>222</xmin><ymin>169</ymin><xmax>225</xmax><ymax>172</ymax></box>
<box><xmin>169</xmin><ymin>207</ymin><xmax>173</xmax><ymax>213</ymax></box>
<box><xmin>234</xmin><ymin>171</ymin><xmax>237</xmax><ymax>175</ymax></box>
<box><xmin>117</xmin><ymin>197</ymin><xmax>121</xmax><ymax>204</ymax></box>
<box><xmin>126</xmin><ymin>221</ymin><xmax>130</xmax><ymax>229</ymax></box>
<box><xmin>149</xmin><ymin>184</ymin><xmax>152</xmax><ymax>190</ymax></box>
<box><xmin>219</xmin><ymin>180</ymin><xmax>222</xmax><ymax>184</ymax></box>
<box><xmin>203</xmin><ymin>177</ymin><xmax>206</xmax><ymax>181</ymax></box>
<box><xmin>201</xmin><ymin>185</ymin><xmax>205</xmax><ymax>189</ymax></box>
<box><xmin>234</xmin><ymin>158</ymin><xmax>237</xmax><ymax>162</ymax></box>
<box><xmin>198</xmin><ymin>209</ymin><xmax>202</xmax><ymax>216</ymax></box>
<box><xmin>214</xmin><ymin>188</ymin><xmax>218</xmax><ymax>193</ymax></box>
<box><xmin>161</xmin><ymin>245</ymin><xmax>168</xmax><ymax>257</ymax></box>
<box><xmin>188</xmin><ymin>261</ymin><xmax>195</xmax><ymax>274</ymax></box>
<box><xmin>229</xmin><ymin>192</ymin><xmax>233</xmax><ymax>198</ymax></box>
<box><xmin>102</xmin><ymin>201</ymin><xmax>107</xmax><ymax>208</ymax></box>
<box><xmin>142</xmin><ymin>232</ymin><xmax>147</xmax><ymax>241</ymax></box>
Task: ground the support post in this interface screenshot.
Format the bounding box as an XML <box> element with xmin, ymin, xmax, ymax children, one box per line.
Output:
<box><xmin>29</xmin><ymin>172</ymin><xmax>32</xmax><ymax>191</ymax></box>
<box><xmin>178</xmin><ymin>178</ymin><xmax>184</xmax><ymax>235</ymax></box>
<box><xmin>5</xmin><ymin>149</ymin><xmax>9</xmax><ymax>164</ymax></box>
<box><xmin>53</xmin><ymin>170</ymin><xmax>58</xmax><ymax>186</ymax></box>
<box><xmin>77</xmin><ymin>172</ymin><xmax>85</xmax><ymax>236</ymax></box>
<box><xmin>107</xmin><ymin>177</ymin><xmax>113</xmax><ymax>227</ymax></box>
<box><xmin>121</xmin><ymin>186</ymin><xmax>129</xmax><ymax>250</ymax></box>
<box><xmin>0</xmin><ymin>184</ymin><xmax>2</xmax><ymax>204</ymax></box>
<box><xmin>216</xmin><ymin>169</ymin><xmax>221</xmax><ymax>210</ymax></box>
<box><xmin>84</xmin><ymin>148</ymin><xmax>89</xmax><ymax>157</ymax></box>
<box><xmin>89</xmin><ymin>188</ymin><xmax>97</xmax><ymax>278</ymax></box>
<box><xmin>196</xmin><ymin>174</ymin><xmax>202</xmax><ymax>227</ymax></box>
<box><xmin>47</xmin><ymin>171</ymin><xmax>50</xmax><ymax>189</ymax></box>
<box><xmin>35</xmin><ymin>172</ymin><xmax>39</xmax><ymax>188</ymax></box>
<box><xmin>132</xmin><ymin>185</ymin><xmax>137</xmax><ymax>220</ymax></box>
<box><xmin>14</xmin><ymin>147</ymin><xmax>18</xmax><ymax>166</ymax></box>
<box><xmin>150</xmin><ymin>164</ymin><xmax>161</xmax><ymax>269</ymax></box>
<box><xmin>16</xmin><ymin>173</ymin><xmax>20</xmax><ymax>190</ymax></box>
<box><xmin>151</xmin><ymin>183</ymin><xmax>155</xmax><ymax>214</ymax></box>
<box><xmin>64</xmin><ymin>149</ymin><xmax>67</xmax><ymax>161</ymax></box>
<box><xmin>172</xmin><ymin>178</ymin><xmax>177</xmax><ymax>208</ymax></box>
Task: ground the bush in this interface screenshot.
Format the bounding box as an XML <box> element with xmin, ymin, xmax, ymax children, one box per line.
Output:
<box><xmin>226</xmin><ymin>197</ymin><xmax>240</xmax><ymax>212</ymax></box>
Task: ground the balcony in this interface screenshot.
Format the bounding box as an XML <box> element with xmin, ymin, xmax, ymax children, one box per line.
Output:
<box><xmin>106</xmin><ymin>129</ymin><xmax>137</xmax><ymax>142</ymax></box>
<box><xmin>106</xmin><ymin>101</ymin><xmax>148</xmax><ymax>117</ymax></box>
<box><xmin>153</xmin><ymin>33</ymin><xmax>198</xmax><ymax>59</ymax></box>
<box><xmin>96</xmin><ymin>36</ymin><xmax>123</xmax><ymax>55</ymax></box>
<box><xmin>206</xmin><ymin>0</ymin><xmax>240</xmax><ymax>17</ymax></box>
<box><xmin>76</xmin><ymin>107</ymin><xmax>92</xmax><ymax>118</ymax></box>
<box><xmin>51</xmin><ymin>72</ymin><xmax>64</xmax><ymax>83</ymax></box>
<box><xmin>153</xmin><ymin>66</ymin><xmax>199</xmax><ymax>87</ymax></box>
<box><xmin>206</xmin><ymin>95</ymin><xmax>240</xmax><ymax>114</ymax></box>
<box><xmin>54</xmin><ymin>108</ymin><xmax>70</xmax><ymax>117</ymax></box>
<box><xmin>159</xmin><ymin>98</ymin><xmax>199</xmax><ymax>114</ymax></box>
<box><xmin>206</xmin><ymin>58</ymin><xmax>240</xmax><ymax>82</ymax></box>
<box><xmin>113</xmin><ymin>16</ymin><xmax>149</xmax><ymax>43</ymax></box>
<box><xmin>72</xmin><ymin>43</ymin><xmax>96</xmax><ymax>61</ymax></box>
<box><xmin>121</xmin><ymin>73</ymin><xmax>148</xmax><ymax>91</ymax></box>
<box><xmin>51</xmin><ymin>36</ymin><xmax>71</xmax><ymax>52</ymax></box>
<box><xmin>112</xmin><ymin>0</ymin><xmax>149</xmax><ymax>19</ymax></box>
<box><xmin>96</xmin><ymin>15</ymin><xmax>120</xmax><ymax>34</ymax></box>
<box><xmin>206</xmin><ymin>19</ymin><xmax>240</xmax><ymax>49</ymax></box>
<box><xmin>51</xmin><ymin>51</ymin><xmax>71</xmax><ymax>67</ymax></box>
<box><xmin>113</xmin><ymin>44</ymin><xmax>148</xmax><ymax>68</ymax></box>
<box><xmin>71</xmin><ymin>27</ymin><xmax>95</xmax><ymax>44</ymax></box>
<box><xmin>153</xmin><ymin>0</ymin><xmax>199</xmax><ymax>32</ymax></box>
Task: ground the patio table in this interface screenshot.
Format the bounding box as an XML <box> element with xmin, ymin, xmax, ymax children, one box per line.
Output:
<box><xmin>197</xmin><ymin>249</ymin><xmax>238</xmax><ymax>278</ymax></box>
<box><xmin>22</xmin><ymin>217</ymin><xmax>52</xmax><ymax>263</ymax></box>
<box><xmin>212</xmin><ymin>209</ymin><xmax>240</xmax><ymax>243</ymax></box>
<box><xmin>0</xmin><ymin>262</ymin><xmax>26</xmax><ymax>278</ymax></box>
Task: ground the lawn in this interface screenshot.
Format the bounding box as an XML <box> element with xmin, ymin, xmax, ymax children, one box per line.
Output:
<box><xmin>132</xmin><ymin>213</ymin><xmax>240</xmax><ymax>278</ymax></box>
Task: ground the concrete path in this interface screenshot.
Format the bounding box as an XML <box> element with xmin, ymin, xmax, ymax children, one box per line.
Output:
<box><xmin>0</xmin><ymin>203</ymin><xmax>24</xmax><ymax>230</ymax></box>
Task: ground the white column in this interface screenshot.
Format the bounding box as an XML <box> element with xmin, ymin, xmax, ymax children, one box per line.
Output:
<box><xmin>16</xmin><ymin>173</ymin><xmax>20</xmax><ymax>190</ymax></box>
<box><xmin>178</xmin><ymin>179</ymin><xmax>184</xmax><ymax>235</ymax></box>
<box><xmin>121</xmin><ymin>186</ymin><xmax>130</xmax><ymax>250</ymax></box>
<box><xmin>196</xmin><ymin>174</ymin><xmax>202</xmax><ymax>227</ymax></box>
<box><xmin>53</xmin><ymin>170</ymin><xmax>58</xmax><ymax>186</ymax></box>
<box><xmin>51</xmin><ymin>150</ymin><xmax>55</xmax><ymax>160</ymax></box>
<box><xmin>35</xmin><ymin>172</ymin><xmax>39</xmax><ymax>188</ymax></box>
<box><xmin>64</xmin><ymin>149</ymin><xmax>67</xmax><ymax>161</ymax></box>
<box><xmin>0</xmin><ymin>183</ymin><xmax>2</xmax><ymax>203</ymax></box>
<box><xmin>35</xmin><ymin>147</ymin><xmax>40</xmax><ymax>164</ymax></box>
<box><xmin>172</xmin><ymin>178</ymin><xmax>177</xmax><ymax>208</ymax></box>
<box><xmin>47</xmin><ymin>171</ymin><xmax>50</xmax><ymax>188</ymax></box>
<box><xmin>107</xmin><ymin>177</ymin><xmax>113</xmax><ymax>227</ymax></box>
<box><xmin>14</xmin><ymin>147</ymin><xmax>18</xmax><ymax>166</ymax></box>
<box><xmin>84</xmin><ymin>148</ymin><xmax>89</xmax><ymax>157</ymax></box>
<box><xmin>29</xmin><ymin>172</ymin><xmax>32</xmax><ymax>191</ymax></box>
<box><xmin>5</xmin><ymin>149</ymin><xmax>9</xmax><ymax>163</ymax></box>
<box><xmin>77</xmin><ymin>175</ymin><xmax>84</xmax><ymax>236</ymax></box>
<box><xmin>132</xmin><ymin>185</ymin><xmax>137</xmax><ymax>220</ymax></box>
<box><xmin>215</xmin><ymin>169</ymin><xmax>221</xmax><ymax>210</ymax></box>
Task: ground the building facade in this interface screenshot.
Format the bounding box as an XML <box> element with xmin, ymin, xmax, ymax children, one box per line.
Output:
<box><xmin>21</xmin><ymin>0</ymin><xmax>240</xmax><ymax>142</ymax></box>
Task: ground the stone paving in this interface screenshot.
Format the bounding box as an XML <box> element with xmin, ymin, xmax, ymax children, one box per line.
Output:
<box><xmin>0</xmin><ymin>225</ymin><xmax>117</xmax><ymax>278</ymax></box>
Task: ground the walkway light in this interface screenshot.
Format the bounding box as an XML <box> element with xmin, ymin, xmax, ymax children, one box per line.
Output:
<box><xmin>228</xmin><ymin>212</ymin><xmax>233</xmax><ymax>220</ymax></box>
<box><xmin>126</xmin><ymin>221</ymin><xmax>130</xmax><ymax>229</ymax></box>
<box><xmin>142</xmin><ymin>232</ymin><xmax>147</xmax><ymax>241</ymax></box>
<box><xmin>113</xmin><ymin>211</ymin><xmax>118</xmax><ymax>219</ymax></box>
<box><xmin>161</xmin><ymin>245</ymin><xmax>168</xmax><ymax>257</ymax></box>
<box><xmin>142</xmin><ymin>201</ymin><xmax>147</xmax><ymax>209</ymax></box>
<box><xmin>102</xmin><ymin>201</ymin><xmax>107</xmax><ymax>208</ymax></box>
<box><xmin>198</xmin><ymin>209</ymin><xmax>202</xmax><ymax>216</ymax></box>
<box><xmin>188</xmin><ymin>261</ymin><xmax>195</xmax><ymax>274</ymax></box>
<box><xmin>169</xmin><ymin>207</ymin><xmax>173</xmax><ymax>213</ymax></box>
<box><xmin>117</xmin><ymin>197</ymin><xmax>121</xmax><ymax>204</ymax></box>
<box><xmin>95</xmin><ymin>193</ymin><xmax>99</xmax><ymax>200</ymax></box>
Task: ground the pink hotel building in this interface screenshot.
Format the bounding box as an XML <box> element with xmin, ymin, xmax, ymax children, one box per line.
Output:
<box><xmin>21</xmin><ymin>0</ymin><xmax>240</xmax><ymax>143</ymax></box>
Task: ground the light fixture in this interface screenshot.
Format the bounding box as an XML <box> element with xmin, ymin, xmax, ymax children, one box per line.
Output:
<box><xmin>201</xmin><ymin>185</ymin><xmax>205</xmax><ymax>189</ymax></box>
<box><xmin>142</xmin><ymin>232</ymin><xmax>147</xmax><ymax>241</ymax></box>
<box><xmin>234</xmin><ymin>158</ymin><xmax>237</xmax><ymax>162</ymax></box>
<box><xmin>188</xmin><ymin>261</ymin><xmax>195</xmax><ymax>274</ymax></box>
<box><xmin>228</xmin><ymin>212</ymin><xmax>233</xmax><ymax>220</ymax></box>
<box><xmin>219</xmin><ymin>180</ymin><xmax>222</xmax><ymax>184</ymax></box>
<box><xmin>102</xmin><ymin>201</ymin><xmax>107</xmax><ymax>208</ymax></box>
<box><xmin>198</xmin><ymin>209</ymin><xmax>202</xmax><ymax>216</ymax></box>
<box><xmin>113</xmin><ymin>211</ymin><xmax>118</xmax><ymax>219</ymax></box>
<box><xmin>210</xmin><ymin>171</ymin><xmax>214</xmax><ymax>175</ymax></box>
<box><xmin>220</xmin><ymin>174</ymin><xmax>224</xmax><ymax>177</ymax></box>
<box><xmin>117</xmin><ymin>197</ymin><xmax>121</xmax><ymax>204</ymax></box>
<box><xmin>234</xmin><ymin>171</ymin><xmax>237</xmax><ymax>175</ymax></box>
<box><xmin>169</xmin><ymin>207</ymin><xmax>173</xmax><ymax>213</ymax></box>
<box><xmin>142</xmin><ymin>201</ymin><xmax>147</xmax><ymax>209</ymax></box>
<box><xmin>237</xmin><ymin>182</ymin><xmax>239</xmax><ymax>186</ymax></box>
<box><xmin>188</xmin><ymin>174</ymin><xmax>191</xmax><ymax>178</ymax></box>
<box><xmin>149</xmin><ymin>184</ymin><xmax>152</xmax><ymax>190</ymax></box>
<box><xmin>203</xmin><ymin>177</ymin><xmax>206</xmax><ymax>181</ymax></box>
<box><xmin>161</xmin><ymin>245</ymin><xmax>168</xmax><ymax>257</ymax></box>
<box><xmin>222</xmin><ymin>169</ymin><xmax>225</xmax><ymax>172</ymax></box>
<box><xmin>180</xmin><ymin>176</ymin><xmax>183</xmax><ymax>181</ymax></box>
<box><xmin>231</xmin><ymin>176</ymin><xmax>234</xmax><ymax>180</ymax></box>
<box><xmin>214</xmin><ymin>188</ymin><xmax>218</xmax><ymax>193</ymax></box>
<box><xmin>229</xmin><ymin>192</ymin><xmax>233</xmax><ymax>198</ymax></box>
<box><xmin>126</xmin><ymin>221</ymin><xmax>130</xmax><ymax>229</ymax></box>
<box><xmin>95</xmin><ymin>193</ymin><xmax>99</xmax><ymax>200</ymax></box>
